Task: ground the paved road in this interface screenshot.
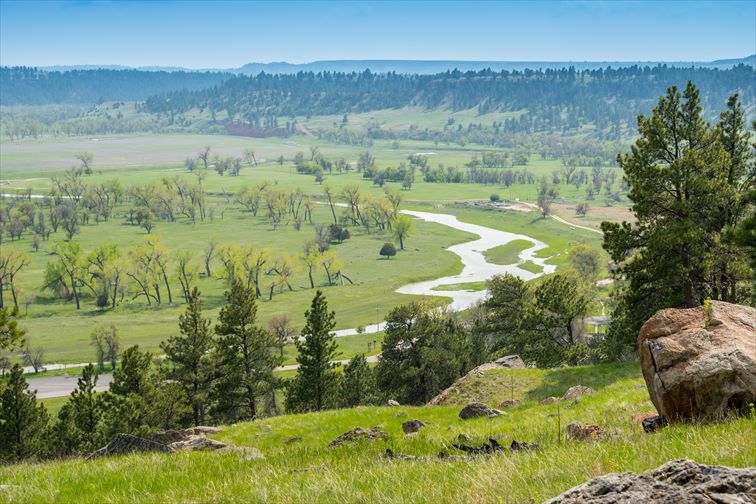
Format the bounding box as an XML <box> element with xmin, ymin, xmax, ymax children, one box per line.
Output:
<box><xmin>28</xmin><ymin>356</ymin><xmax>380</xmax><ymax>399</ymax></box>
<box><xmin>29</xmin><ymin>374</ymin><xmax>114</xmax><ymax>399</ymax></box>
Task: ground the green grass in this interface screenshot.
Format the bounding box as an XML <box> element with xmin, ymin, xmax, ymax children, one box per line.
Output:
<box><xmin>431</xmin><ymin>281</ymin><xmax>487</xmax><ymax>292</ymax></box>
<box><xmin>519</xmin><ymin>261</ymin><xmax>543</xmax><ymax>274</ymax></box>
<box><xmin>482</xmin><ymin>239</ymin><xmax>533</xmax><ymax>265</ymax></box>
<box><xmin>3</xmin><ymin>362</ymin><xmax>754</xmax><ymax>503</ymax></box>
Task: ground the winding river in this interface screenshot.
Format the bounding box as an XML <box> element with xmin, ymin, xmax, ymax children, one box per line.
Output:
<box><xmin>332</xmin><ymin>208</ymin><xmax>554</xmax><ymax>337</ymax></box>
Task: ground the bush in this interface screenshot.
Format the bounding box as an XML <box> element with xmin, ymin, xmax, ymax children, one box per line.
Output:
<box><xmin>490</xmin><ymin>194</ymin><xmax>501</xmax><ymax>202</ymax></box>
<box><xmin>379</xmin><ymin>242</ymin><xmax>396</xmax><ymax>259</ymax></box>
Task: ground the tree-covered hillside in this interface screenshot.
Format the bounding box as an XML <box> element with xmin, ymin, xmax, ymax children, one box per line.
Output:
<box><xmin>0</xmin><ymin>67</ymin><xmax>231</xmax><ymax>105</ymax></box>
<box><xmin>142</xmin><ymin>65</ymin><xmax>755</xmax><ymax>134</ymax></box>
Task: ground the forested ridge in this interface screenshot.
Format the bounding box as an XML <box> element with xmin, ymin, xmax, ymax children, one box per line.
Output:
<box><xmin>141</xmin><ymin>65</ymin><xmax>755</xmax><ymax>133</ymax></box>
<box><xmin>0</xmin><ymin>67</ymin><xmax>230</xmax><ymax>105</ymax></box>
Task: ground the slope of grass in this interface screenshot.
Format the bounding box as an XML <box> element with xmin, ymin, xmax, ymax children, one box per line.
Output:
<box><xmin>3</xmin><ymin>363</ymin><xmax>754</xmax><ymax>503</ymax></box>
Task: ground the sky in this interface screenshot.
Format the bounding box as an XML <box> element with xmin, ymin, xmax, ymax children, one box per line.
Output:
<box><xmin>1</xmin><ymin>0</ymin><xmax>754</xmax><ymax>68</ymax></box>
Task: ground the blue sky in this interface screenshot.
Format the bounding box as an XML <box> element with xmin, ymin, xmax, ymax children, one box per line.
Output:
<box><xmin>1</xmin><ymin>0</ymin><xmax>754</xmax><ymax>68</ymax></box>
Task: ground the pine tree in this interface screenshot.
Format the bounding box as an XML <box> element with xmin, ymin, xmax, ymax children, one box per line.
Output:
<box><xmin>161</xmin><ymin>287</ymin><xmax>214</xmax><ymax>426</ymax></box>
<box><xmin>0</xmin><ymin>306</ymin><xmax>26</xmax><ymax>352</ymax></box>
<box><xmin>0</xmin><ymin>364</ymin><xmax>49</xmax><ymax>461</ymax></box>
<box><xmin>285</xmin><ymin>290</ymin><xmax>339</xmax><ymax>412</ymax></box>
<box><xmin>69</xmin><ymin>363</ymin><xmax>104</xmax><ymax>452</ymax></box>
<box><xmin>601</xmin><ymin>83</ymin><xmax>753</xmax><ymax>353</ymax></box>
<box><xmin>339</xmin><ymin>353</ymin><xmax>376</xmax><ymax>407</ymax></box>
<box><xmin>110</xmin><ymin>345</ymin><xmax>152</xmax><ymax>396</ymax></box>
<box><xmin>213</xmin><ymin>280</ymin><xmax>281</xmax><ymax>422</ymax></box>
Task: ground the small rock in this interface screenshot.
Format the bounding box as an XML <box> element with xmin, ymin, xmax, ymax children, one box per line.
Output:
<box><xmin>642</xmin><ymin>415</ymin><xmax>667</xmax><ymax>433</ymax></box>
<box><xmin>456</xmin><ymin>433</ymin><xmax>472</xmax><ymax>443</ymax></box>
<box><xmin>394</xmin><ymin>411</ymin><xmax>408</xmax><ymax>418</ymax></box>
<box><xmin>169</xmin><ymin>436</ymin><xmax>226</xmax><ymax>451</ymax></box>
<box><xmin>561</xmin><ymin>385</ymin><xmax>595</xmax><ymax>401</ymax></box>
<box><xmin>540</xmin><ymin>396</ymin><xmax>559</xmax><ymax>405</ymax></box>
<box><xmin>387</xmin><ymin>399</ymin><xmax>401</xmax><ymax>407</ymax></box>
<box><xmin>631</xmin><ymin>412</ymin><xmax>659</xmax><ymax>424</ymax></box>
<box><xmin>510</xmin><ymin>440</ymin><xmax>539</xmax><ymax>452</ymax></box>
<box><xmin>328</xmin><ymin>427</ymin><xmax>388</xmax><ymax>447</ymax></box>
<box><xmin>500</xmin><ymin>399</ymin><xmax>521</xmax><ymax>408</ymax></box>
<box><xmin>566</xmin><ymin>421</ymin><xmax>604</xmax><ymax>441</ymax></box>
<box><xmin>459</xmin><ymin>402</ymin><xmax>498</xmax><ymax>420</ymax></box>
<box><xmin>402</xmin><ymin>419</ymin><xmax>428</xmax><ymax>435</ymax></box>
<box><xmin>488</xmin><ymin>408</ymin><xmax>505</xmax><ymax>417</ymax></box>
<box><xmin>284</xmin><ymin>436</ymin><xmax>303</xmax><ymax>444</ymax></box>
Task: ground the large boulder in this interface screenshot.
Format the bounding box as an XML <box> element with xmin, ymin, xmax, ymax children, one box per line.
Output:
<box><xmin>638</xmin><ymin>301</ymin><xmax>756</xmax><ymax>420</ymax></box>
<box><xmin>544</xmin><ymin>459</ymin><xmax>756</xmax><ymax>503</ymax></box>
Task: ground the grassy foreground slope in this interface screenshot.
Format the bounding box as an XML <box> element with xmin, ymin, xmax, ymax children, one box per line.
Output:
<box><xmin>2</xmin><ymin>363</ymin><xmax>754</xmax><ymax>503</ymax></box>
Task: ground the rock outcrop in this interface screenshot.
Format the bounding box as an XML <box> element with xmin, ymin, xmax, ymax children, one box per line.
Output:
<box><xmin>328</xmin><ymin>427</ymin><xmax>388</xmax><ymax>447</ymax></box>
<box><xmin>638</xmin><ymin>301</ymin><xmax>756</xmax><ymax>420</ymax></box>
<box><xmin>544</xmin><ymin>459</ymin><xmax>756</xmax><ymax>503</ymax></box>
<box><xmin>87</xmin><ymin>433</ymin><xmax>173</xmax><ymax>460</ymax></box>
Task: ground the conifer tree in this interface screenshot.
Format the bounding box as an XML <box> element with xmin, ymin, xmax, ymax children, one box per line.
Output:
<box><xmin>0</xmin><ymin>364</ymin><xmax>49</xmax><ymax>461</ymax></box>
<box><xmin>213</xmin><ymin>280</ymin><xmax>281</xmax><ymax>421</ymax></box>
<box><xmin>285</xmin><ymin>290</ymin><xmax>339</xmax><ymax>412</ymax></box>
<box><xmin>162</xmin><ymin>287</ymin><xmax>214</xmax><ymax>425</ymax></box>
<box><xmin>69</xmin><ymin>363</ymin><xmax>104</xmax><ymax>452</ymax></box>
<box><xmin>340</xmin><ymin>353</ymin><xmax>376</xmax><ymax>407</ymax></box>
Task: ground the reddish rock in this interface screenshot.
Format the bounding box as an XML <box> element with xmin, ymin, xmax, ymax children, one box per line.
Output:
<box><xmin>638</xmin><ymin>301</ymin><xmax>756</xmax><ymax>420</ymax></box>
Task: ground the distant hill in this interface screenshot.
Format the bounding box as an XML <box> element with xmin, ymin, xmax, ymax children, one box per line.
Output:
<box><xmin>231</xmin><ymin>56</ymin><xmax>756</xmax><ymax>75</ymax></box>
<box><xmin>35</xmin><ymin>54</ymin><xmax>756</xmax><ymax>75</ymax></box>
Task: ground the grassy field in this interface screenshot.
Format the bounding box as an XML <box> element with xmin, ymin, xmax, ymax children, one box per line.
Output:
<box><xmin>482</xmin><ymin>239</ymin><xmax>533</xmax><ymax>265</ymax></box>
<box><xmin>3</xmin><ymin>362</ymin><xmax>754</xmax><ymax>503</ymax></box>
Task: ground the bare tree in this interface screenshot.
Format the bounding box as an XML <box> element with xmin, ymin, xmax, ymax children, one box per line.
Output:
<box><xmin>198</xmin><ymin>146</ymin><xmax>212</xmax><ymax>170</ymax></box>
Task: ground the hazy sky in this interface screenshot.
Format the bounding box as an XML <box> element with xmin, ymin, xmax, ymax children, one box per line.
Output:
<box><xmin>1</xmin><ymin>0</ymin><xmax>754</xmax><ymax>68</ymax></box>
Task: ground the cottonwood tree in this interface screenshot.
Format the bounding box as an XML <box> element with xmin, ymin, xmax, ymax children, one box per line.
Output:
<box><xmin>268</xmin><ymin>315</ymin><xmax>295</xmax><ymax>356</ymax></box>
<box><xmin>537</xmin><ymin>181</ymin><xmax>558</xmax><ymax>217</ymax></box>
<box><xmin>212</xmin><ymin>280</ymin><xmax>281</xmax><ymax>422</ymax></box>
<box><xmin>198</xmin><ymin>146</ymin><xmax>211</xmax><ymax>170</ymax></box>
<box><xmin>176</xmin><ymin>251</ymin><xmax>199</xmax><ymax>303</ymax></box>
<box><xmin>393</xmin><ymin>215</ymin><xmax>413</xmax><ymax>250</ymax></box>
<box><xmin>0</xmin><ymin>249</ymin><xmax>30</xmax><ymax>308</ymax></box>
<box><xmin>75</xmin><ymin>152</ymin><xmax>94</xmax><ymax>174</ymax></box>
<box><xmin>91</xmin><ymin>322</ymin><xmax>120</xmax><ymax>370</ymax></box>
<box><xmin>285</xmin><ymin>290</ymin><xmax>340</xmax><ymax>412</ymax></box>
<box><xmin>0</xmin><ymin>365</ymin><xmax>49</xmax><ymax>461</ymax></box>
<box><xmin>161</xmin><ymin>288</ymin><xmax>214</xmax><ymax>426</ymax></box>
<box><xmin>47</xmin><ymin>241</ymin><xmax>84</xmax><ymax>309</ymax></box>
<box><xmin>244</xmin><ymin>148</ymin><xmax>257</xmax><ymax>166</ymax></box>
